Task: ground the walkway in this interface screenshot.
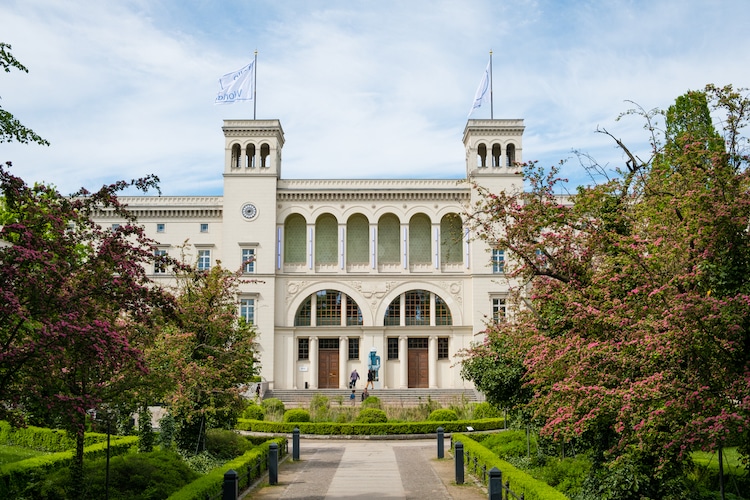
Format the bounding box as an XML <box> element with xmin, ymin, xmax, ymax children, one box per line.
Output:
<box><xmin>247</xmin><ymin>437</ymin><xmax>487</xmax><ymax>500</ymax></box>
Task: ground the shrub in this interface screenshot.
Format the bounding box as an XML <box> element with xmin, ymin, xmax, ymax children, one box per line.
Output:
<box><xmin>282</xmin><ymin>409</ymin><xmax>311</xmax><ymax>423</ymax></box>
<box><xmin>138</xmin><ymin>406</ymin><xmax>154</xmax><ymax>453</ymax></box>
<box><xmin>472</xmin><ymin>402</ymin><xmax>501</xmax><ymax>420</ymax></box>
<box><xmin>242</xmin><ymin>404</ymin><xmax>265</xmax><ymax>421</ymax></box>
<box><xmin>158</xmin><ymin>413</ymin><xmax>176</xmax><ymax>450</ymax></box>
<box><xmin>361</xmin><ymin>396</ymin><xmax>382</xmax><ymax>410</ymax></box>
<box><xmin>261</xmin><ymin>398</ymin><xmax>285</xmax><ymax>416</ymax></box>
<box><xmin>355</xmin><ymin>409</ymin><xmax>388</xmax><ymax>423</ymax></box>
<box><xmin>309</xmin><ymin>394</ymin><xmax>330</xmax><ymax>421</ymax></box>
<box><xmin>427</xmin><ymin>409</ymin><xmax>458</xmax><ymax>421</ymax></box>
<box><xmin>481</xmin><ymin>430</ymin><xmax>537</xmax><ymax>458</ymax></box>
<box><xmin>205</xmin><ymin>429</ymin><xmax>252</xmax><ymax>460</ymax></box>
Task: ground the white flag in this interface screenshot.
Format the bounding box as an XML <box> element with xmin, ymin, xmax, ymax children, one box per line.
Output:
<box><xmin>215</xmin><ymin>60</ymin><xmax>255</xmax><ymax>104</ymax></box>
<box><xmin>468</xmin><ymin>59</ymin><xmax>490</xmax><ymax>117</ymax></box>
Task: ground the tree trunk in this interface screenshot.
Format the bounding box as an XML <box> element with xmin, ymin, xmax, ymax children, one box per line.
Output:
<box><xmin>70</xmin><ymin>423</ymin><xmax>86</xmax><ymax>499</ymax></box>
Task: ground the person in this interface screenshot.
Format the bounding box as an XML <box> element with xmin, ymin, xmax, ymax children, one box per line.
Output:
<box><xmin>366</xmin><ymin>369</ymin><xmax>374</xmax><ymax>389</ymax></box>
<box><xmin>350</xmin><ymin>389</ymin><xmax>356</xmax><ymax>405</ymax></box>
<box><xmin>255</xmin><ymin>383</ymin><xmax>261</xmax><ymax>400</ymax></box>
<box><xmin>361</xmin><ymin>387</ymin><xmax>369</xmax><ymax>402</ymax></box>
<box><xmin>349</xmin><ymin>369</ymin><xmax>360</xmax><ymax>389</ymax></box>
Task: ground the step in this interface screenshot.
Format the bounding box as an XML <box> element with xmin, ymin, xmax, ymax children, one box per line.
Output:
<box><xmin>261</xmin><ymin>388</ymin><xmax>480</xmax><ymax>408</ymax></box>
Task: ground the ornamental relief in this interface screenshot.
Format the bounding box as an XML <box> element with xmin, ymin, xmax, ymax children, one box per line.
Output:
<box><xmin>440</xmin><ymin>281</ymin><xmax>463</xmax><ymax>304</ymax></box>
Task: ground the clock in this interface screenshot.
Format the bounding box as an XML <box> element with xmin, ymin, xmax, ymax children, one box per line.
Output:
<box><xmin>241</xmin><ymin>203</ymin><xmax>258</xmax><ymax>219</ymax></box>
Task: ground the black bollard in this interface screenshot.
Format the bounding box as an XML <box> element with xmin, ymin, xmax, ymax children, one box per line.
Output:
<box><xmin>455</xmin><ymin>441</ymin><xmax>464</xmax><ymax>484</ymax></box>
<box><xmin>269</xmin><ymin>443</ymin><xmax>279</xmax><ymax>485</ymax></box>
<box><xmin>223</xmin><ymin>469</ymin><xmax>238</xmax><ymax>500</ymax></box>
<box><xmin>293</xmin><ymin>427</ymin><xmax>300</xmax><ymax>461</ymax></box>
<box><xmin>488</xmin><ymin>467</ymin><xmax>502</xmax><ymax>500</ymax></box>
<box><xmin>437</xmin><ymin>427</ymin><xmax>444</xmax><ymax>459</ymax></box>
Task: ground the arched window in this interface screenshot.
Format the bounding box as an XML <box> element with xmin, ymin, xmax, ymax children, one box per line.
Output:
<box><xmin>346</xmin><ymin>214</ymin><xmax>369</xmax><ymax>265</ymax></box>
<box><xmin>378</xmin><ymin>214</ymin><xmax>400</xmax><ymax>265</ymax></box>
<box><xmin>506</xmin><ymin>143</ymin><xmax>516</xmax><ymax>166</ymax></box>
<box><xmin>405</xmin><ymin>290</ymin><xmax>430</xmax><ymax>326</ymax></box>
<box><xmin>284</xmin><ymin>214</ymin><xmax>306</xmax><ymax>264</ymax></box>
<box><xmin>245</xmin><ymin>144</ymin><xmax>256</xmax><ymax>168</ymax></box>
<box><xmin>231</xmin><ymin>143</ymin><xmax>241</xmax><ymax>169</ymax></box>
<box><xmin>409</xmin><ymin>214</ymin><xmax>431</xmax><ymax>265</ymax></box>
<box><xmin>294</xmin><ymin>290</ymin><xmax>363</xmax><ymax>327</ymax></box>
<box><xmin>477</xmin><ymin>143</ymin><xmax>487</xmax><ymax>167</ymax></box>
<box><xmin>295</xmin><ymin>296</ymin><xmax>312</xmax><ymax>326</ymax></box>
<box><xmin>435</xmin><ymin>296</ymin><xmax>452</xmax><ymax>325</ymax></box>
<box><xmin>383</xmin><ymin>290</ymin><xmax>452</xmax><ymax>326</ymax></box>
<box><xmin>440</xmin><ymin>213</ymin><xmax>463</xmax><ymax>264</ymax></box>
<box><xmin>315</xmin><ymin>214</ymin><xmax>338</xmax><ymax>265</ymax></box>
<box><xmin>260</xmin><ymin>143</ymin><xmax>270</xmax><ymax>168</ymax></box>
<box><xmin>492</xmin><ymin>144</ymin><xmax>501</xmax><ymax>167</ymax></box>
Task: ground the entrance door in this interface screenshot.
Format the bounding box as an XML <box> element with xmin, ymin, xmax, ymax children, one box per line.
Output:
<box><xmin>408</xmin><ymin>348</ymin><xmax>428</xmax><ymax>388</ymax></box>
<box><xmin>318</xmin><ymin>339</ymin><xmax>340</xmax><ymax>388</ymax></box>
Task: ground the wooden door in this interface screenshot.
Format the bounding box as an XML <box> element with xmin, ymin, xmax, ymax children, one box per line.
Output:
<box><xmin>318</xmin><ymin>349</ymin><xmax>339</xmax><ymax>388</ymax></box>
<box><xmin>408</xmin><ymin>348</ymin><xmax>428</xmax><ymax>388</ymax></box>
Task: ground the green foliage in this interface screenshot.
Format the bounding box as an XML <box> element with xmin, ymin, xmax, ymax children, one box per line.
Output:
<box><xmin>158</xmin><ymin>413</ymin><xmax>176</xmax><ymax>450</ymax></box>
<box><xmin>0</xmin><ymin>445</ymin><xmax>49</xmax><ymax>466</ymax></box>
<box><xmin>236</xmin><ymin>417</ymin><xmax>504</xmax><ymax>435</ymax></box>
<box><xmin>360</xmin><ymin>395</ymin><xmax>382</xmax><ymax>409</ymax></box>
<box><xmin>427</xmin><ymin>409</ymin><xmax>458</xmax><ymax>421</ymax></box>
<box><xmin>0</xmin><ymin>43</ymin><xmax>49</xmax><ymax>145</ymax></box>
<box><xmin>480</xmin><ymin>430</ymin><xmax>537</xmax><ymax>458</ymax></box>
<box><xmin>472</xmin><ymin>402</ymin><xmax>501</xmax><ymax>420</ymax></box>
<box><xmin>177</xmin><ymin>450</ymin><xmax>224</xmax><ymax>475</ymax></box>
<box><xmin>138</xmin><ymin>407</ymin><xmax>154</xmax><ymax>453</ymax></box>
<box><xmin>241</xmin><ymin>403</ymin><xmax>265</xmax><ymax>421</ymax></box>
<box><xmin>532</xmin><ymin>456</ymin><xmax>591</xmax><ymax>498</ymax></box>
<box><xmin>261</xmin><ymin>398</ymin><xmax>285</xmax><ymax>418</ymax></box>
<box><xmin>282</xmin><ymin>409</ymin><xmax>311</xmax><ymax>423</ymax></box>
<box><xmin>309</xmin><ymin>393</ymin><xmax>330</xmax><ymax>421</ymax></box>
<box><xmin>204</xmin><ymin>429</ymin><xmax>252</xmax><ymax>460</ymax></box>
<box><xmin>0</xmin><ymin>421</ymin><xmax>107</xmax><ymax>452</ymax></box>
<box><xmin>355</xmin><ymin>408</ymin><xmax>387</xmax><ymax>423</ymax></box>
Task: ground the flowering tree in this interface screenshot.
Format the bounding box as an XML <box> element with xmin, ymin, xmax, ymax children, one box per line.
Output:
<box><xmin>461</xmin><ymin>85</ymin><xmax>750</xmax><ymax>498</ymax></box>
<box><xmin>0</xmin><ymin>43</ymin><xmax>48</xmax><ymax>145</ymax></box>
<box><xmin>0</xmin><ymin>162</ymin><xmax>172</xmax><ymax>495</ymax></box>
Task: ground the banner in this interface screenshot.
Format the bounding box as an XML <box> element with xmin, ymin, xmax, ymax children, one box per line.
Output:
<box><xmin>215</xmin><ymin>60</ymin><xmax>254</xmax><ymax>104</ymax></box>
<box><xmin>468</xmin><ymin>59</ymin><xmax>491</xmax><ymax>117</ymax></box>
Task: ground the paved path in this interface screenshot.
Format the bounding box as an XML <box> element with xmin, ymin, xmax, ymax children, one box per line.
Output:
<box><xmin>247</xmin><ymin>437</ymin><xmax>487</xmax><ymax>500</ymax></box>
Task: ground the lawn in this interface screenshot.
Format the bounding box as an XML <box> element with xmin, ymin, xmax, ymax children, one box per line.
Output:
<box><xmin>0</xmin><ymin>444</ymin><xmax>50</xmax><ymax>466</ymax></box>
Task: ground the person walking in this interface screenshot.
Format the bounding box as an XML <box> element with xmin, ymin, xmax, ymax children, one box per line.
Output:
<box><xmin>366</xmin><ymin>369</ymin><xmax>375</xmax><ymax>389</ymax></box>
<box><xmin>349</xmin><ymin>369</ymin><xmax>360</xmax><ymax>388</ymax></box>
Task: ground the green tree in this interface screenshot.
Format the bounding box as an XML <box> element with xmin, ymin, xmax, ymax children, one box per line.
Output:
<box><xmin>0</xmin><ymin>43</ymin><xmax>48</xmax><ymax>145</ymax></box>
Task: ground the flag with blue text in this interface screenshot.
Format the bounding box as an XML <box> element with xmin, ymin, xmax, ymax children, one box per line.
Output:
<box><xmin>468</xmin><ymin>59</ymin><xmax>490</xmax><ymax>117</ymax></box>
<box><xmin>215</xmin><ymin>60</ymin><xmax>255</xmax><ymax>104</ymax></box>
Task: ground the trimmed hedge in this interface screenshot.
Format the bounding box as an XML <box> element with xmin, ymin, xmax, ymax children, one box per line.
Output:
<box><xmin>0</xmin><ymin>435</ymin><xmax>138</xmax><ymax>498</ymax></box>
<box><xmin>0</xmin><ymin>421</ymin><xmax>108</xmax><ymax>452</ymax></box>
<box><xmin>235</xmin><ymin>417</ymin><xmax>504</xmax><ymax>435</ymax></box>
<box><xmin>167</xmin><ymin>437</ymin><xmax>287</xmax><ymax>500</ymax></box>
<box><xmin>453</xmin><ymin>433</ymin><xmax>570</xmax><ymax>500</ymax></box>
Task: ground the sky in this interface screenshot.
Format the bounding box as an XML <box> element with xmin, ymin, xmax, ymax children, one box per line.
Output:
<box><xmin>1</xmin><ymin>0</ymin><xmax>749</xmax><ymax>196</ymax></box>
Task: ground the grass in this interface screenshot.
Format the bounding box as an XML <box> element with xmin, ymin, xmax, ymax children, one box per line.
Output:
<box><xmin>0</xmin><ymin>444</ymin><xmax>51</xmax><ymax>465</ymax></box>
<box><xmin>693</xmin><ymin>448</ymin><xmax>748</xmax><ymax>477</ymax></box>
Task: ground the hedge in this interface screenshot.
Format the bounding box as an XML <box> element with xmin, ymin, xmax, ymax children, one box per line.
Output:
<box><xmin>453</xmin><ymin>433</ymin><xmax>570</xmax><ymax>500</ymax></box>
<box><xmin>0</xmin><ymin>421</ymin><xmax>108</xmax><ymax>452</ymax></box>
<box><xmin>235</xmin><ymin>417</ymin><xmax>504</xmax><ymax>435</ymax></box>
<box><xmin>167</xmin><ymin>437</ymin><xmax>287</xmax><ymax>500</ymax></box>
<box><xmin>0</xmin><ymin>435</ymin><xmax>138</xmax><ymax>498</ymax></box>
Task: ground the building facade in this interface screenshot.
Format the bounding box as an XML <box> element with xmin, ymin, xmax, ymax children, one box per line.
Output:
<box><xmin>102</xmin><ymin>118</ymin><xmax>524</xmax><ymax>391</ymax></box>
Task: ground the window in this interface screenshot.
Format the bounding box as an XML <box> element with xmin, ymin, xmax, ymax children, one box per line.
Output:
<box><xmin>384</xmin><ymin>299</ymin><xmax>400</xmax><ymax>326</ymax></box>
<box><xmin>492</xmin><ymin>298</ymin><xmax>506</xmax><ymax>323</ymax></box>
<box><xmin>348</xmin><ymin>338</ymin><xmax>360</xmax><ymax>360</ymax></box>
<box><xmin>404</xmin><ymin>290</ymin><xmax>430</xmax><ymax>326</ymax></box>
<box><xmin>200</xmin><ymin>223</ymin><xmax>209</xmax><ymax>233</ymax></box>
<box><xmin>316</xmin><ymin>290</ymin><xmax>342</xmax><ymax>326</ymax></box>
<box><xmin>242</xmin><ymin>248</ymin><xmax>255</xmax><ymax>273</ymax></box>
<box><xmin>383</xmin><ymin>290</ymin><xmax>453</xmax><ymax>327</ymax></box>
<box><xmin>240</xmin><ymin>298</ymin><xmax>255</xmax><ymax>325</ymax></box>
<box><xmin>438</xmin><ymin>337</ymin><xmax>449</xmax><ymax>359</ymax></box>
<box><xmin>156</xmin><ymin>223</ymin><xmax>165</xmax><ymax>233</ymax></box>
<box><xmin>111</xmin><ymin>223</ymin><xmax>120</xmax><ymax>230</ymax></box>
<box><xmin>154</xmin><ymin>249</ymin><xmax>167</xmax><ymax>274</ymax></box>
<box><xmin>197</xmin><ymin>249</ymin><xmax>211</xmax><ymax>270</ymax></box>
<box><xmin>298</xmin><ymin>338</ymin><xmax>309</xmax><ymax>360</ymax></box>
<box><xmin>492</xmin><ymin>248</ymin><xmax>505</xmax><ymax>274</ymax></box>
<box><xmin>408</xmin><ymin>338</ymin><xmax>428</xmax><ymax>349</ymax></box>
<box><xmin>435</xmin><ymin>296</ymin><xmax>452</xmax><ymax>326</ymax></box>
<box><xmin>293</xmin><ymin>290</ymin><xmax>363</xmax><ymax>327</ymax></box>
<box><xmin>387</xmin><ymin>337</ymin><xmax>399</xmax><ymax>360</ymax></box>
<box><xmin>294</xmin><ymin>296</ymin><xmax>312</xmax><ymax>326</ymax></box>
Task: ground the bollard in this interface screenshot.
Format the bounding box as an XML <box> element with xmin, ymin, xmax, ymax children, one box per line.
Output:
<box><xmin>436</xmin><ymin>427</ymin><xmax>444</xmax><ymax>459</ymax></box>
<box><xmin>488</xmin><ymin>467</ymin><xmax>502</xmax><ymax>500</ymax></box>
<box><xmin>269</xmin><ymin>442</ymin><xmax>279</xmax><ymax>485</ymax></box>
<box><xmin>223</xmin><ymin>469</ymin><xmax>238</xmax><ymax>500</ymax></box>
<box><xmin>454</xmin><ymin>441</ymin><xmax>464</xmax><ymax>484</ymax></box>
<box><xmin>293</xmin><ymin>427</ymin><xmax>300</xmax><ymax>461</ymax></box>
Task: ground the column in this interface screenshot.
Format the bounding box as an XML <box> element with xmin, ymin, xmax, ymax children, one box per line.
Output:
<box><xmin>399</xmin><ymin>335</ymin><xmax>408</xmax><ymax>389</ymax></box>
<box><xmin>339</xmin><ymin>336</ymin><xmax>348</xmax><ymax>389</ymax></box>
<box><xmin>310</xmin><ymin>336</ymin><xmax>318</xmax><ymax>389</ymax></box>
<box><xmin>428</xmin><ymin>335</ymin><xmax>438</xmax><ymax>388</ymax></box>
<box><xmin>290</xmin><ymin>335</ymin><xmax>297</xmax><ymax>389</ymax></box>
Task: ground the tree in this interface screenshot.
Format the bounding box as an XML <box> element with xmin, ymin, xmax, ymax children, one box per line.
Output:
<box><xmin>0</xmin><ymin>43</ymin><xmax>48</xmax><ymax>145</ymax></box>
<box><xmin>462</xmin><ymin>85</ymin><xmax>750</xmax><ymax>498</ymax></box>
<box><xmin>146</xmin><ymin>260</ymin><xmax>259</xmax><ymax>453</ymax></box>
<box><xmin>0</xmin><ymin>162</ymin><xmax>172</xmax><ymax>496</ymax></box>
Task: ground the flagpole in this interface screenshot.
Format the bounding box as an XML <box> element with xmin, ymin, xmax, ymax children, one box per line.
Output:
<box><xmin>253</xmin><ymin>50</ymin><xmax>258</xmax><ymax>119</ymax></box>
<box><xmin>489</xmin><ymin>50</ymin><xmax>493</xmax><ymax>119</ymax></box>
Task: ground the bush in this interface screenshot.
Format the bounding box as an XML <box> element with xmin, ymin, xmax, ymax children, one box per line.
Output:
<box><xmin>309</xmin><ymin>394</ymin><xmax>330</xmax><ymax>421</ymax></box>
<box><xmin>242</xmin><ymin>404</ymin><xmax>265</xmax><ymax>421</ymax></box>
<box><xmin>481</xmin><ymin>430</ymin><xmax>537</xmax><ymax>458</ymax></box>
<box><xmin>261</xmin><ymin>398</ymin><xmax>285</xmax><ymax>416</ymax></box>
<box><xmin>282</xmin><ymin>409</ymin><xmax>311</xmax><ymax>423</ymax></box>
<box><xmin>205</xmin><ymin>429</ymin><xmax>252</xmax><ymax>460</ymax></box>
<box><xmin>472</xmin><ymin>402</ymin><xmax>501</xmax><ymax>420</ymax></box>
<box><xmin>427</xmin><ymin>409</ymin><xmax>458</xmax><ymax>421</ymax></box>
<box><xmin>355</xmin><ymin>409</ymin><xmax>388</xmax><ymax>423</ymax></box>
<box><xmin>361</xmin><ymin>396</ymin><xmax>382</xmax><ymax>410</ymax></box>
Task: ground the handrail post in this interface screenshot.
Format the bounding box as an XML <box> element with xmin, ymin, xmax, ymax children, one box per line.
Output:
<box><xmin>488</xmin><ymin>467</ymin><xmax>501</xmax><ymax>500</ymax></box>
<box><xmin>454</xmin><ymin>441</ymin><xmax>464</xmax><ymax>484</ymax></box>
<box><xmin>269</xmin><ymin>442</ymin><xmax>279</xmax><ymax>485</ymax></box>
<box><xmin>292</xmin><ymin>427</ymin><xmax>300</xmax><ymax>461</ymax></box>
<box><xmin>222</xmin><ymin>469</ymin><xmax>238</xmax><ymax>500</ymax></box>
<box><xmin>437</xmin><ymin>427</ymin><xmax>444</xmax><ymax>458</ymax></box>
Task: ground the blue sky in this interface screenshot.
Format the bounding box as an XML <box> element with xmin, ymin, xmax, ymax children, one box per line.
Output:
<box><xmin>2</xmin><ymin>0</ymin><xmax>749</xmax><ymax>196</ymax></box>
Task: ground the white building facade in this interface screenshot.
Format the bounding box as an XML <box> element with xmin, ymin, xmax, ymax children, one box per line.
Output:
<box><xmin>103</xmin><ymin>118</ymin><xmax>524</xmax><ymax>391</ymax></box>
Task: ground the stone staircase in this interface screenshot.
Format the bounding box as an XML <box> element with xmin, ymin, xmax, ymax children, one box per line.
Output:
<box><xmin>262</xmin><ymin>388</ymin><xmax>482</xmax><ymax>408</ymax></box>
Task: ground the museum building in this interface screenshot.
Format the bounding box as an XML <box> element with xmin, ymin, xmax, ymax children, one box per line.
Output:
<box><xmin>100</xmin><ymin>118</ymin><xmax>524</xmax><ymax>391</ymax></box>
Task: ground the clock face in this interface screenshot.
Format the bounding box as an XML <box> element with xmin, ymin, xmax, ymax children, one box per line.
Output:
<box><xmin>241</xmin><ymin>203</ymin><xmax>257</xmax><ymax>219</ymax></box>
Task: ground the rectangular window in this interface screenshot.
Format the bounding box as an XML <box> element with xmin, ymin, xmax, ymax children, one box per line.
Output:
<box><xmin>348</xmin><ymin>337</ymin><xmax>360</xmax><ymax>360</ymax></box>
<box><xmin>197</xmin><ymin>249</ymin><xmax>211</xmax><ymax>270</ymax></box>
<box><xmin>387</xmin><ymin>337</ymin><xmax>399</xmax><ymax>360</ymax></box>
<box><xmin>111</xmin><ymin>223</ymin><xmax>120</xmax><ymax>230</ymax></box>
<box><xmin>153</xmin><ymin>249</ymin><xmax>167</xmax><ymax>274</ymax></box>
<box><xmin>298</xmin><ymin>338</ymin><xmax>309</xmax><ymax>360</ymax></box>
<box><xmin>240</xmin><ymin>298</ymin><xmax>255</xmax><ymax>325</ymax></box>
<box><xmin>242</xmin><ymin>248</ymin><xmax>255</xmax><ymax>273</ymax></box>
<box><xmin>492</xmin><ymin>297</ymin><xmax>506</xmax><ymax>323</ymax></box>
<box><xmin>200</xmin><ymin>223</ymin><xmax>209</xmax><ymax>233</ymax></box>
<box><xmin>438</xmin><ymin>337</ymin><xmax>449</xmax><ymax>359</ymax></box>
<box><xmin>156</xmin><ymin>223</ymin><xmax>165</xmax><ymax>233</ymax></box>
<box><xmin>492</xmin><ymin>248</ymin><xmax>505</xmax><ymax>274</ymax></box>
